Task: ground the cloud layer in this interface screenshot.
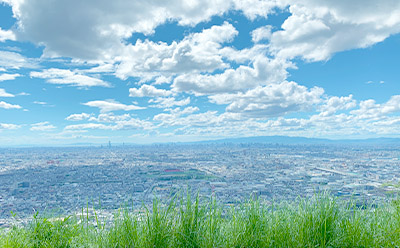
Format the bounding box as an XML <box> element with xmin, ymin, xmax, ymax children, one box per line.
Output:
<box><xmin>1</xmin><ymin>0</ymin><xmax>400</xmax><ymax>143</ymax></box>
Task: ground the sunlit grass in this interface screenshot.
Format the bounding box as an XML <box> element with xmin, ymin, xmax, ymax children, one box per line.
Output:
<box><xmin>1</xmin><ymin>193</ymin><xmax>400</xmax><ymax>247</ymax></box>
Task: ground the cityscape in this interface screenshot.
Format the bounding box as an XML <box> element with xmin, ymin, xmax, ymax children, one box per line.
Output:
<box><xmin>1</xmin><ymin>142</ymin><xmax>399</xmax><ymax>227</ymax></box>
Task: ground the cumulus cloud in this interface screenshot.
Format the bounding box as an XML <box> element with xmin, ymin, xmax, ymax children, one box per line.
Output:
<box><xmin>83</xmin><ymin>99</ymin><xmax>144</xmax><ymax>113</ymax></box>
<box><xmin>318</xmin><ymin>95</ymin><xmax>357</xmax><ymax>117</ymax></box>
<box><xmin>129</xmin><ymin>84</ymin><xmax>173</xmax><ymax>97</ymax></box>
<box><xmin>151</xmin><ymin>106</ymin><xmax>201</xmax><ymax>126</ymax></box>
<box><xmin>3</xmin><ymin>0</ymin><xmax>283</xmax><ymax>60</ymax></box>
<box><xmin>30</xmin><ymin>121</ymin><xmax>56</xmax><ymax>131</ymax></box>
<box><xmin>5</xmin><ymin>0</ymin><xmax>400</xmax><ymax>65</ymax></box>
<box><xmin>0</xmin><ymin>51</ymin><xmax>33</xmax><ymax>69</ymax></box>
<box><xmin>113</xmin><ymin>118</ymin><xmax>154</xmax><ymax>130</ymax></box>
<box><xmin>88</xmin><ymin>113</ymin><xmax>131</xmax><ymax>123</ymax></box>
<box><xmin>0</xmin><ymin>100</ymin><xmax>21</xmax><ymax>109</ymax></box>
<box><xmin>251</xmin><ymin>25</ymin><xmax>273</xmax><ymax>43</ymax></box>
<box><xmin>382</xmin><ymin>95</ymin><xmax>400</xmax><ymax>114</ymax></box>
<box><xmin>209</xmin><ymin>81</ymin><xmax>324</xmax><ymax>118</ymax></box>
<box><xmin>0</xmin><ymin>123</ymin><xmax>20</xmax><ymax>130</ymax></box>
<box><xmin>0</xmin><ymin>88</ymin><xmax>15</xmax><ymax>97</ymax></box>
<box><xmin>30</xmin><ymin>68</ymin><xmax>111</xmax><ymax>88</ymax></box>
<box><xmin>0</xmin><ymin>73</ymin><xmax>21</xmax><ymax>82</ymax></box>
<box><xmin>0</xmin><ymin>28</ymin><xmax>16</xmax><ymax>42</ymax></box>
<box><xmin>115</xmin><ymin>22</ymin><xmax>238</xmax><ymax>80</ymax></box>
<box><xmin>233</xmin><ymin>0</ymin><xmax>286</xmax><ymax>19</ymax></box>
<box><xmin>154</xmin><ymin>110</ymin><xmax>218</xmax><ymax>127</ymax></box>
<box><xmin>154</xmin><ymin>76</ymin><xmax>172</xmax><ymax>85</ymax></box>
<box><xmin>268</xmin><ymin>0</ymin><xmax>400</xmax><ymax>61</ymax></box>
<box><xmin>173</xmin><ymin>56</ymin><xmax>291</xmax><ymax>95</ymax></box>
<box><xmin>149</xmin><ymin>97</ymin><xmax>190</xmax><ymax>108</ymax></box>
<box><xmin>65</xmin><ymin>113</ymin><xmax>92</xmax><ymax>121</ymax></box>
<box><xmin>5</xmin><ymin>0</ymin><xmax>237</xmax><ymax>60</ymax></box>
<box><xmin>350</xmin><ymin>95</ymin><xmax>400</xmax><ymax>119</ymax></box>
<box><xmin>64</xmin><ymin>123</ymin><xmax>114</xmax><ymax>131</ymax></box>
<box><xmin>64</xmin><ymin>114</ymin><xmax>154</xmax><ymax>131</ymax></box>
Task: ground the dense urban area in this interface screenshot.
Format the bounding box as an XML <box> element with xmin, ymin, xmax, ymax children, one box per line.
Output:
<box><xmin>1</xmin><ymin>143</ymin><xmax>400</xmax><ymax>227</ymax></box>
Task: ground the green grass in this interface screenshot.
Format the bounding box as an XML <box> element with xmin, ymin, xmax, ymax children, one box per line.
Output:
<box><xmin>1</xmin><ymin>193</ymin><xmax>400</xmax><ymax>247</ymax></box>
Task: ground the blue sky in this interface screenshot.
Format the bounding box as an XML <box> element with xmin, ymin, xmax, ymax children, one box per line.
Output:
<box><xmin>1</xmin><ymin>0</ymin><xmax>400</xmax><ymax>146</ymax></box>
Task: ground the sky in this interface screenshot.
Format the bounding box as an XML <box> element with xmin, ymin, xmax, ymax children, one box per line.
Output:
<box><xmin>0</xmin><ymin>0</ymin><xmax>400</xmax><ymax>146</ymax></box>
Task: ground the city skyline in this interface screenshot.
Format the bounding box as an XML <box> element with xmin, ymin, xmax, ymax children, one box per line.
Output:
<box><xmin>1</xmin><ymin>1</ymin><xmax>400</xmax><ymax>145</ymax></box>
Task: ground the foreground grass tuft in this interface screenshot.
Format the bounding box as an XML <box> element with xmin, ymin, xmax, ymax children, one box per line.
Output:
<box><xmin>1</xmin><ymin>193</ymin><xmax>400</xmax><ymax>247</ymax></box>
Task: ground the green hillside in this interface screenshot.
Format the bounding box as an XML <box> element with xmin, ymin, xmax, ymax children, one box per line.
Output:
<box><xmin>1</xmin><ymin>193</ymin><xmax>400</xmax><ymax>247</ymax></box>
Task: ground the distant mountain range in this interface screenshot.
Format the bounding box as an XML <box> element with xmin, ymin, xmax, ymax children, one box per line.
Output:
<box><xmin>188</xmin><ymin>136</ymin><xmax>400</xmax><ymax>145</ymax></box>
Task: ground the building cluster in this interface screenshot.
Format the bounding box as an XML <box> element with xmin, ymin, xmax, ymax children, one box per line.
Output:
<box><xmin>0</xmin><ymin>144</ymin><xmax>399</xmax><ymax>227</ymax></box>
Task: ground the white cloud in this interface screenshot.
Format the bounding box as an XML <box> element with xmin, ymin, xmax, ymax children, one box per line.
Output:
<box><xmin>80</xmin><ymin>63</ymin><xmax>115</xmax><ymax>74</ymax></box>
<box><xmin>5</xmin><ymin>0</ymin><xmax>400</xmax><ymax>67</ymax></box>
<box><xmin>219</xmin><ymin>44</ymin><xmax>269</xmax><ymax>63</ymax></box>
<box><xmin>382</xmin><ymin>95</ymin><xmax>400</xmax><ymax>114</ymax></box>
<box><xmin>0</xmin><ymin>123</ymin><xmax>20</xmax><ymax>130</ymax></box>
<box><xmin>154</xmin><ymin>110</ymin><xmax>219</xmax><ymax>127</ymax></box>
<box><xmin>173</xmin><ymin>56</ymin><xmax>291</xmax><ymax>95</ymax></box>
<box><xmin>113</xmin><ymin>118</ymin><xmax>154</xmax><ymax>130</ymax></box>
<box><xmin>33</xmin><ymin>101</ymin><xmax>48</xmax><ymax>105</ymax></box>
<box><xmin>116</xmin><ymin>22</ymin><xmax>238</xmax><ymax>80</ymax></box>
<box><xmin>0</xmin><ymin>100</ymin><xmax>21</xmax><ymax>109</ymax></box>
<box><xmin>0</xmin><ymin>28</ymin><xmax>16</xmax><ymax>42</ymax></box>
<box><xmin>129</xmin><ymin>84</ymin><xmax>173</xmax><ymax>97</ymax></box>
<box><xmin>153</xmin><ymin>107</ymin><xmax>244</xmax><ymax>131</ymax></box>
<box><xmin>88</xmin><ymin>113</ymin><xmax>131</xmax><ymax>123</ymax></box>
<box><xmin>251</xmin><ymin>25</ymin><xmax>273</xmax><ymax>43</ymax></box>
<box><xmin>0</xmin><ymin>88</ymin><xmax>14</xmax><ymax>97</ymax></box>
<box><xmin>30</xmin><ymin>121</ymin><xmax>56</xmax><ymax>131</ymax></box>
<box><xmin>366</xmin><ymin>80</ymin><xmax>385</xmax><ymax>84</ymax></box>
<box><xmin>318</xmin><ymin>95</ymin><xmax>357</xmax><ymax>117</ymax></box>
<box><xmin>209</xmin><ymin>81</ymin><xmax>324</xmax><ymax>118</ymax></box>
<box><xmin>0</xmin><ymin>51</ymin><xmax>33</xmax><ymax>69</ymax></box>
<box><xmin>171</xmin><ymin>106</ymin><xmax>200</xmax><ymax>115</ymax></box>
<box><xmin>64</xmin><ymin>115</ymin><xmax>154</xmax><ymax>131</ymax></box>
<box><xmin>232</xmin><ymin>0</ymin><xmax>286</xmax><ymax>20</ymax></box>
<box><xmin>0</xmin><ymin>73</ymin><xmax>21</xmax><ymax>82</ymax></box>
<box><xmin>268</xmin><ymin>0</ymin><xmax>400</xmax><ymax>61</ymax></box>
<box><xmin>5</xmin><ymin>0</ymin><xmax>237</xmax><ymax>60</ymax></box>
<box><xmin>65</xmin><ymin>113</ymin><xmax>92</xmax><ymax>121</ymax></box>
<box><xmin>154</xmin><ymin>76</ymin><xmax>172</xmax><ymax>85</ymax></box>
<box><xmin>350</xmin><ymin>95</ymin><xmax>400</xmax><ymax>120</ymax></box>
<box><xmin>17</xmin><ymin>92</ymin><xmax>30</xmax><ymax>96</ymax></box>
<box><xmin>149</xmin><ymin>97</ymin><xmax>190</xmax><ymax>108</ymax></box>
<box><xmin>64</xmin><ymin>123</ymin><xmax>114</xmax><ymax>131</ymax></box>
<box><xmin>83</xmin><ymin>99</ymin><xmax>144</xmax><ymax>113</ymax></box>
<box><xmin>2</xmin><ymin>46</ymin><xmax>22</xmax><ymax>53</ymax></box>
<box><xmin>30</xmin><ymin>68</ymin><xmax>111</xmax><ymax>88</ymax></box>
<box><xmin>3</xmin><ymin>0</ymin><xmax>284</xmax><ymax>61</ymax></box>
<box><xmin>152</xmin><ymin>106</ymin><xmax>201</xmax><ymax>127</ymax></box>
